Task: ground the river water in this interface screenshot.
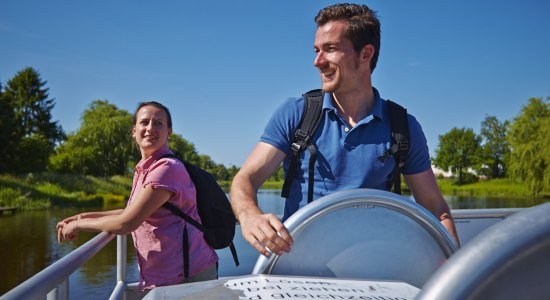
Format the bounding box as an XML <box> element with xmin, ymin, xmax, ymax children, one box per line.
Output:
<box><xmin>0</xmin><ymin>190</ymin><xmax>546</xmax><ymax>298</ymax></box>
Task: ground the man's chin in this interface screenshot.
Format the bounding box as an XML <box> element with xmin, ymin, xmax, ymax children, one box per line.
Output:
<box><xmin>321</xmin><ymin>84</ymin><xmax>336</xmax><ymax>93</ymax></box>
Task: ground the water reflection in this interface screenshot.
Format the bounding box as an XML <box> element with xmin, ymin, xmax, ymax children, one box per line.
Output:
<box><xmin>1</xmin><ymin>190</ymin><xmax>546</xmax><ymax>299</ymax></box>
<box><xmin>445</xmin><ymin>195</ymin><xmax>547</xmax><ymax>209</ymax></box>
<box><xmin>0</xmin><ymin>207</ymin><xmax>139</xmax><ymax>299</ymax></box>
<box><xmin>0</xmin><ymin>190</ymin><xmax>284</xmax><ymax>298</ymax></box>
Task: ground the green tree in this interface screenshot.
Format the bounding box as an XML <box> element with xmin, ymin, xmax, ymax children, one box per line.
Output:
<box><xmin>267</xmin><ymin>165</ymin><xmax>284</xmax><ymax>181</ymax></box>
<box><xmin>227</xmin><ymin>165</ymin><xmax>240</xmax><ymax>181</ymax></box>
<box><xmin>2</xmin><ymin>67</ymin><xmax>65</xmax><ymax>172</ymax></box>
<box><xmin>212</xmin><ymin>164</ymin><xmax>230</xmax><ymax>181</ymax></box>
<box><xmin>480</xmin><ymin>115</ymin><xmax>510</xmax><ymax>178</ymax></box>
<box><xmin>168</xmin><ymin>134</ymin><xmax>200</xmax><ymax>164</ymax></box>
<box><xmin>168</xmin><ymin>134</ymin><xmax>230</xmax><ymax>180</ymax></box>
<box><xmin>197</xmin><ymin>154</ymin><xmax>217</xmax><ymax>174</ymax></box>
<box><xmin>507</xmin><ymin>97</ymin><xmax>549</xmax><ymax>195</ymax></box>
<box><xmin>434</xmin><ymin>127</ymin><xmax>483</xmax><ymax>185</ymax></box>
<box><xmin>0</xmin><ymin>81</ymin><xmax>22</xmax><ymax>172</ymax></box>
<box><xmin>49</xmin><ymin>100</ymin><xmax>134</xmax><ymax>176</ymax></box>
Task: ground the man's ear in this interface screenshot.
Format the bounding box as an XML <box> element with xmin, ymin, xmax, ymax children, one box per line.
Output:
<box><xmin>361</xmin><ymin>44</ymin><xmax>375</xmax><ymax>63</ymax></box>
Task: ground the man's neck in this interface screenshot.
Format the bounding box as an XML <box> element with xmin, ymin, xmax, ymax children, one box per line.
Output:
<box><xmin>332</xmin><ymin>86</ymin><xmax>375</xmax><ymax>127</ymax></box>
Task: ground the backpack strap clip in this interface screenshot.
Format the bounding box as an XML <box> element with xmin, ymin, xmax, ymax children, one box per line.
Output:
<box><xmin>281</xmin><ymin>89</ymin><xmax>324</xmax><ymax>201</ymax></box>
<box><xmin>386</xmin><ymin>100</ymin><xmax>410</xmax><ymax>194</ymax></box>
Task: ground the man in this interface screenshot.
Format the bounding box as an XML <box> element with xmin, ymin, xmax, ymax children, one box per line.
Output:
<box><xmin>230</xmin><ymin>3</ymin><xmax>459</xmax><ymax>257</ymax></box>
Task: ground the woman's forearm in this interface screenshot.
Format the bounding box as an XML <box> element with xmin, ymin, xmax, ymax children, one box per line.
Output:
<box><xmin>80</xmin><ymin>209</ymin><xmax>124</xmax><ymax>219</ymax></box>
<box><xmin>74</xmin><ymin>213</ymin><xmax>136</xmax><ymax>235</ymax></box>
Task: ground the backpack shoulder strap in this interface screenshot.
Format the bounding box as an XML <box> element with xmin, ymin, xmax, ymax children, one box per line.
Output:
<box><xmin>386</xmin><ymin>100</ymin><xmax>410</xmax><ymax>195</ymax></box>
<box><xmin>157</xmin><ymin>152</ymin><xmax>240</xmax><ymax>269</ymax></box>
<box><xmin>157</xmin><ymin>153</ymin><xmax>205</xmax><ymax>230</ymax></box>
<box><xmin>281</xmin><ymin>89</ymin><xmax>324</xmax><ymax>200</ymax></box>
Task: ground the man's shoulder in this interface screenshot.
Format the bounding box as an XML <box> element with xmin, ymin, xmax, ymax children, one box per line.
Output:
<box><xmin>270</xmin><ymin>96</ymin><xmax>307</xmax><ymax>123</ymax></box>
<box><xmin>379</xmin><ymin>98</ymin><xmax>422</xmax><ymax>126</ymax></box>
<box><xmin>282</xmin><ymin>96</ymin><xmax>306</xmax><ymax>111</ymax></box>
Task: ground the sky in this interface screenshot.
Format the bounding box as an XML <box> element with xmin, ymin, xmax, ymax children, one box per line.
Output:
<box><xmin>1</xmin><ymin>0</ymin><xmax>549</xmax><ymax>167</ymax></box>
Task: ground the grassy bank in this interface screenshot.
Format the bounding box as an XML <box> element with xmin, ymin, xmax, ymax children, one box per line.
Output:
<box><xmin>219</xmin><ymin>181</ymin><xmax>285</xmax><ymax>191</ymax></box>
<box><xmin>0</xmin><ymin>173</ymin><xmax>132</xmax><ymax>210</ymax></box>
<box><xmin>435</xmin><ymin>178</ymin><xmax>539</xmax><ymax>197</ymax></box>
<box><xmin>260</xmin><ymin>179</ymin><xmax>549</xmax><ymax>199</ymax></box>
<box><xmin>1</xmin><ymin>173</ymin><xmax>546</xmax><ymax>210</ymax></box>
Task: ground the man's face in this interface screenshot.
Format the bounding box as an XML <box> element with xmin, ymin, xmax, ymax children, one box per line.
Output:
<box><xmin>313</xmin><ymin>20</ymin><xmax>362</xmax><ymax>94</ymax></box>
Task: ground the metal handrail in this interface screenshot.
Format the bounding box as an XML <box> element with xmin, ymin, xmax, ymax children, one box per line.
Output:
<box><xmin>1</xmin><ymin>207</ymin><xmax>524</xmax><ymax>300</ymax></box>
<box><xmin>1</xmin><ymin>232</ymin><xmax>115</xmax><ymax>300</ymax></box>
<box><xmin>451</xmin><ymin>208</ymin><xmax>521</xmax><ymax>219</ymax></box>
<box><xmin>109</xmin><ymin>235</ymin><xmax>128</xmax><ymax>300</ymax></box>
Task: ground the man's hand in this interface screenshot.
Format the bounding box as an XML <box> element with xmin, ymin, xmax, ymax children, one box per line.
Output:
<box><xmin>230</xmin><ymin>143</ymin><xmax>291</xmax><ymax>256</ymax></box>
<box><xmin>405</xmin><ymin>170</ymin><xmax>461</xmax><ymax>246</ymax></box>
<box><xmin>239</xmin><ymin>212</ymin><xmax>293</xmax><ymax>256</ymax></box>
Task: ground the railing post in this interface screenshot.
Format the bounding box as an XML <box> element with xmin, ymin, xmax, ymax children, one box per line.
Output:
<box><xmin>1</xmin><ymin>232</ymin><xmax>114</xmax><ymax>300</ymax></box>
<box><xmin>117</xmin><ymin>235</ymin><xmax>127</xmax><ymax>282</ymax></box>
<box><xmin>117</xmin><ymin>235</ymin><xmax>127</xmax><ymax>300</ymax></box>
<box><xmin>46</xmin><ymin>280</ymin><xmax>68</xmax><ymax>300</ymax></box>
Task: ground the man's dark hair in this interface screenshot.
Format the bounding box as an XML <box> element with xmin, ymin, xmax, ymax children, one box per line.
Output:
<box><xmin>315</xmin><ymin>3</ymin><xmax>381</xmax><ymax>72</ymax></box>
<box><xmin>132</xmin><ymin>101</ymin><xmax>173</xmax><ymax>129</ymax></box>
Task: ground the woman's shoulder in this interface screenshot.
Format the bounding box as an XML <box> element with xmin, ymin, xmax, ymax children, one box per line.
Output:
<box><xmin>147</xmin><ymin>156</ymin><xmax>192</xmax><ymax>185</ymax></box>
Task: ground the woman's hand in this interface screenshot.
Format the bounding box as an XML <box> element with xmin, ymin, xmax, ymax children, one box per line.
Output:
<box><xmin>57</xmin><ymin>214</ymin><xmax>82</xmax><ymax>243</ymax></box>
<box><xmin>59</xmin><ymin>213</ymin><xmax>82</xmax><ymax>225</ymax></box>
<box><xmin>57</xmin><ymin>221</ymin><xmax>80</xmax><ymax>243</ymax></box>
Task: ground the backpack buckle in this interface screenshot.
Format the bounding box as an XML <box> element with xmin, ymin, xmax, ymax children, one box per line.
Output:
<box><xmin>291</xmin><ymin>142</ymin><xmax>303</xmax><ymax>153</ymax></box>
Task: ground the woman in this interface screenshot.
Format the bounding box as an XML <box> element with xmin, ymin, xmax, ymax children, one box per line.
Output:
<box><xmin>57</xmin><ymin>101</ymin><xmax>218</xmax><ymax>292</ymax></box>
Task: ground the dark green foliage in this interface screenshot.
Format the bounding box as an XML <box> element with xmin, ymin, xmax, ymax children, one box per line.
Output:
<box><xmin>434</xmin><ymin>127</ymin><xmax>483</xmax><ymax>185</ymax></box>
<box><xmin>168</xmin><ymin>134</ymin><xmax>235</xmax><ymax>180</ymax></box>
<box><xmin>49</xmin><ymin>100</ymin><xmax>135</xmax><ymax>176</ymax></box>
<box><xmin>480</xmin><ymin>115</ymin><xmax>510</xmax><ymax>178</ymax></box>
<box><xmin>0</xmin><ymin>67</ymin><xmax>65</xmax><ymax>173</ymax></box>
<box><xmin>267</xmin><ymin>165</ymin><xmax>284</xmax><ymax>181</ymax></box>
<box><xmin>169</xmin><ymin>134</ymin><xmax>200</xmax><ymax>164</ymax></box>
<box><xmin>227</xmin><ymin>165</ymin><xmax>240</xmax><ymax>179</ymax></box>
<box><xmin>0</xmin><ymin>84</ymin><xmax>21</xmax><ymax>172</ymax></box>
<box><xmin>0</xmin><ymin>67</ymin><xmax>248</xmax><ymax>181</ymax></box>
<box><xmin>507</xmin><ymin>98</ymin><xmax>549</xmax><ymax>195</ymax></box>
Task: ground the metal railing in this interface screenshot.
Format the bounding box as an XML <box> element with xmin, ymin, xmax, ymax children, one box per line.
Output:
<box><xmin>110</xmin><ymin>235</ymin><xmax>128</xmax><ymax>300</ymax></box>
<box><xmin>1</xmin><ymin>207</ymin><xmax>524</xmax><ymax>300</ymax></box>
<box><xmin>0</xmin><ymin>232</ymin><xmax>125</xmax><ymax>300</ymax></box>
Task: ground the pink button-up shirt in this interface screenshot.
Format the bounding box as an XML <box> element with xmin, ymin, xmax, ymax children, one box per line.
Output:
<box><xmin>129</xmin><ymin>145</ymin><xmax>218</xmax><ymax>290</ymax></box>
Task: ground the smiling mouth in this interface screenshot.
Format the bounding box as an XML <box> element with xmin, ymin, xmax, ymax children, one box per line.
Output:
<box><xmin>320</xmin><ymin>67</ymin><xmax>336</xmax><ymax>80</ymax></box>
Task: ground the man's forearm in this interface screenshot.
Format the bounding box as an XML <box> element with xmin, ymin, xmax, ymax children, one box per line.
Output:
<box><xmin>440</xmin><ymin>214</ymin><xmax>460</xmax><ymax>247</ymax></box>
<box><xmin>230</xmin><ymin>174</ymin><xmax>263</xmax><ymax>221</ymax></box>
<box><xmin>439</xmin><ymin>211</ymin><xmax>460</xmax><ymax>247</ymax></box>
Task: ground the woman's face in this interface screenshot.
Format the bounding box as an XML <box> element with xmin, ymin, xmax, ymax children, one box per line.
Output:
<box><xmin>133</xmin><ymin>105</ymin><xmax>172</xmax><ymax>158</ymax></box>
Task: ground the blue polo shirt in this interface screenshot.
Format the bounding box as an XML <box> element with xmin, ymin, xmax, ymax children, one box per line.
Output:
<box><xmin>261</xmin><ymin>88</ymin><xmax>431</xmax><ymax>220</ymax></box>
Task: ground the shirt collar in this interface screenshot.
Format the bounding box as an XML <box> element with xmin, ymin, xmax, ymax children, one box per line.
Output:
<box><xmin>322</xmin><ymin>87</ymin><xmax>384</xmax><ymax>120</ymax></box>
<box><xmin>135</xmin><ymin>144</ymin><xmax>172</xmax><ymax>172</ymax></box>
<box><xmin>371</xmin><ymin>87</ymin><xmax>383</xmax><ymax>120</ymax></box>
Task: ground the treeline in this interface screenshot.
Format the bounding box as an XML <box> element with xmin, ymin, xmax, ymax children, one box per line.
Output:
<box><xmin>433</xmin><ymin>97</ymin><xmax>549</xmax><ymax>195</ymax></box>
<box><xmin>0</xmin><ymin>67</ymin><xmax>239</xmax><ymax>180</ymax></box>
<box><xmin>2</xmin><ymin>67</ymin><xmax>548</xmax><ymax>195</ymax></box>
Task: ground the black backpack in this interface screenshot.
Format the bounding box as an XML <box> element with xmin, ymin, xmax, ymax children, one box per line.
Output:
<box><xmin>281</xmin><ymin>89</ymin><xmax>410</xmax><ymax>203</ymax></box>
<box><xmin>157</xmin><ymin>152</ymin><xmax>239</xmax><ymax>278</ymax></box>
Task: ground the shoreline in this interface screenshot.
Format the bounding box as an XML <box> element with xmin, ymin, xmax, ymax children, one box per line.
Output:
<box><xmin>1</xmin><ymin>173</ymin><xmax>548</xmax><ymax>210</ymax></box>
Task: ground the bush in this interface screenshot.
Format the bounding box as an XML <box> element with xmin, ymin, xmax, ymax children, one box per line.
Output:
<box><xmin>454</xmin><ymin>172</ymin><xmax>479</xmax><ymax>185</ymax></box>
<box><xmin>0</xmin><ymin>187</ymin><xmax>50</xmax><ymax>209</ymax></box>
